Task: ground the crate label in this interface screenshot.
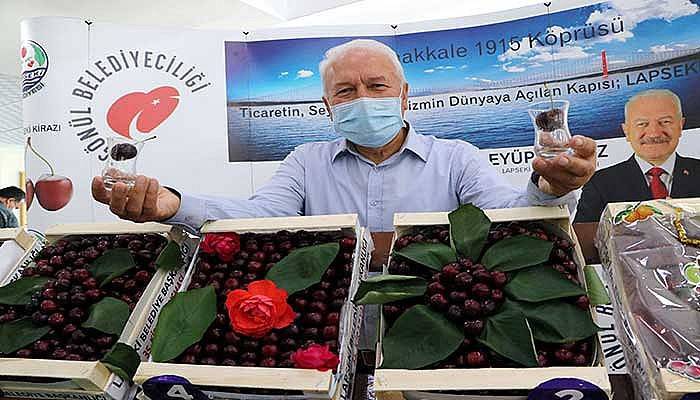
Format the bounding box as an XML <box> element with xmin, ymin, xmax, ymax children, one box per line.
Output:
<box><xmin>528</xmin><ymin>378</ymin><xmax>607</xmax><ymax>400</ymax></box>
<box><xmin>134</xmin><ymin>269</ymin><xmax>186</xmax><ymax>356</ymax></box>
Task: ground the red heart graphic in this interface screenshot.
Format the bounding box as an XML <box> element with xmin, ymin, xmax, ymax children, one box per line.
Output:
<box><xmin>20</xmin><ymin>46</ymin><xmax>27</xmax><ymax>59</ymax></box>
<box><xmin>106</xmin><ymin>86</ymin><xmax>179</xmax><ymax>139</ymax></box>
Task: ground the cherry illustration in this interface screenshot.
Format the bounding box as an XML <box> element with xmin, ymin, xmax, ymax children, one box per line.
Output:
<box><xmin>27</xmin><ymin>137</ymin><xmax>73</xmax><ymax>211</ymax></box>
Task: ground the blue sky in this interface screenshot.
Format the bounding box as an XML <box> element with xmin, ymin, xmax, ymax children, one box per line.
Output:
<box><xmin>225</xmin><ymin>0</ymin><xmax>700</xmax><ymax>101</ymax></box>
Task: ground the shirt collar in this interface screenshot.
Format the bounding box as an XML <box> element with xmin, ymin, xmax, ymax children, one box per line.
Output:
<box><xmin>331</xmin><ymin>122</ymin><xmax>429</xmax><ymax>163</ymax></box>
<box><xmin>634</xmin><ymin>152</ymin><xmax>677</xmax><ymax>175</ymax></box>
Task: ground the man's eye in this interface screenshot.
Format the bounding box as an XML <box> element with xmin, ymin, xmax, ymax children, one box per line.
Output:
<box><xmin>336</xmin><ymin>88</ymin><xmax>352</xmax><ymax>95</ymax></box>
<box><xmin>660</xmin><ymin>119</ymin><xmax>672</xmax><ymax>125</ymax></box>
<box><xmin>636</xmin><ymin>122</ymin><xmax>648</xmax><ymax>128</ymax></box>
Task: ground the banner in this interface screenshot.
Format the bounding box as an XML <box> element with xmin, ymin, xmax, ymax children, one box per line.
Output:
<box><xmin>21</xmin><ymin>0</ymin><xmax>700</xmax><ymax>231</ymax></box>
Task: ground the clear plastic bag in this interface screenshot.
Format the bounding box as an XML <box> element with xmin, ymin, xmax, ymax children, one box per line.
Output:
<box><xmin>598</xmin><ymin>205</ymin><xmax>700</xmax><ymax>398</ymax></box>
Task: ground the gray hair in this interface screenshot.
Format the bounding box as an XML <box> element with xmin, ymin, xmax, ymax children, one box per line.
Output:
<box><xmin>625</xmin><ymin>89</ymin><xmax>683</xmax><ymax>120</ymax></box>
<box><xmin>319</xmin><ymin>39</ymin><xmax>406</xmax><ymax>96</ymax></box>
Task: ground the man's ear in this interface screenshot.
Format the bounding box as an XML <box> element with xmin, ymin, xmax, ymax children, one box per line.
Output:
<box><xmin>401</xmin><ymin>82</ymin><xmax>409</xmax><ymax>115</ymax></box>
<box><xmin>322</xmin><ymin>97</ymin><xmax>333</xmax><ymax>121</ymax></box>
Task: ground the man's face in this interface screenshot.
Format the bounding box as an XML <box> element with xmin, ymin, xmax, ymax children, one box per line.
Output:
<box><xmin>322</xmin><ymin>49</ymin><xmax>408</xmax><ymax>116</ymax></box>
<box><xmin>622</xmin><ymin>95</ymin><xmax>685</xmax><ymax>165</ymax></box>
<box><xmin>4</xmin><ymin>198</ymin><xmax>19</xmax><ymax>210</ymax></box>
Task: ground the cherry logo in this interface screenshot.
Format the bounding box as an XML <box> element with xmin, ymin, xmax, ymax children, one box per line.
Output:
<box><xmin>106</xmin><ymin>86</ymin><xmax>179</xmax><ymax>139</ymax></box>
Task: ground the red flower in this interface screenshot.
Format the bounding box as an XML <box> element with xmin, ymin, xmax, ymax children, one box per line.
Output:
<box><xmin>201</xmin><ymin>233</ymin><xmax>240</xmax><ymax>262</ymax></box>
<box><xmin>224</xmin><ymin>280</ymin><xmax>296</xmax><ymax>338</ymax></box>
<box><xmin>291</xmin><ymin>344</ymin><xmax>340</xmax><ymax>371</ymax></box>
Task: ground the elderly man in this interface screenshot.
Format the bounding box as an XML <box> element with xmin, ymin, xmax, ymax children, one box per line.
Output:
<box><xmin>575</xmin><ymin>89</ymin><xmax>700</xmax><ymax>223</ymax></box>
<box><xmin>93</xmin><ymin>39</ymin><xmax>596</xmax><ymax>232</ymax></box>
<box><xmin>0</xmin><ymin>186</ymin><xmax>25</xmax><ymax>228</ymax></box>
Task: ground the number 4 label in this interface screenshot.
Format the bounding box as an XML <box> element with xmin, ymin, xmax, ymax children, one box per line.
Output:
<box><xmin>167</xmin><ymin>385</ymin><xmax>194</xmax><ymax>400</ymax></box>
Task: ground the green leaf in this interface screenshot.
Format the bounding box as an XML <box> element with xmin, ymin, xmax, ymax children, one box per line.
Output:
<box><xmin>381</xmin><ymin>305</ymin><xmax>463</xmax><ymax>369</ymax></box>
<box><xmin>88</xmin><ymin>248</ymin><xmax>137</xmax><ymax>287</ymax></box>
<box><xmin>155</xmin><ymin>241</ymin><xmax>183</xmax><ymax>271</ymax></box>
<box><xmin>482</xmin><ymin>235</ymin><xmax>554</xmax><ymax>271</ymax></box>
<box><xmin>151</xmin><ymin>286</ymin><xmax>217</xmax><ymax>362</ymax></box>
<box><xmin>392</xmin><ymin>242</ymin><xmax>457</xmax><ymax>271</ymax></box>
<box><xmin>478</xmin><ymin>300</ymin><xmax>537</xmax><ymax>367</ymax></box>
<box><xmin>31</xmin><ymin>43</ymin><xmax>46</xmax><ymax>66</ymax></box>
<box><xmin>448</xmin><ymin>204</ymin><xmax>491</xmax><ymax>260</ymax></box>
<box><xmin>82</xmin><ymin>297</ymin><xmax>130</xmax><ymax>335</ymax></box>
<box><xmin>516</xmin><ymin>301</ymin><xmax>600</xmax><ymax>343</ymax></box>
<box><xmin>505</xmin><ymin>264</ymin><xmax>585</xmax><ymax>302</ymax></box>
<box><xmin>101</xmin><ymin>343</ymin><xmax>141</xmax><ymax>382</ymax></box>
<box><xmin>266</xmin><ymin>243</ymin><xmax>340</xmax><ymax>294</ymax></box>
<box><xmin>584</xmin><ymin>265</ymin><xmax>611</xmax><ymax>305</ymax></box>
<box><xmin>354</xmin><ymin>275</ymin><xmax>427</xmax><ymax>305</ymax></box>
<box><xmin>0</xmin><ymin>317</ymin><xmax>51</xmax><ymax>354</ymax></box>
<box><xmin>0</xmin><ymin>276</ymin><xmax>49</xmax><ymax>305</ymax></box>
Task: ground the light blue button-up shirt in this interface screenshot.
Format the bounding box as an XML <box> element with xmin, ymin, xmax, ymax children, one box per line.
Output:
<box><xmin>169</xmin><ymin>125</ymin><xmax>576</xmax><ymax>232</ymax></box>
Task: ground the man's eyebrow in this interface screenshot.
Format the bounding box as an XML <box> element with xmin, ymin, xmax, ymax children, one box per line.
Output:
<box><xmin>366</xmin><ymin>75</ymin><xmax>388</xmax><ymax>81</ymax></box>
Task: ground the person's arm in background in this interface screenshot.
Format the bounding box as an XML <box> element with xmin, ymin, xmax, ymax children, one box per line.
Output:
<box><xmin>93</xmin><ymin>145</ymin><xmax>309</xmax><ymax>233</ymax></box>
<box><xmin>573</xmin><ymin>179</ymin><xmax>605</xmax><ymax>223</ymax></box>
<box><xmin>453</xmin><ymin>140</ymin><xmax>577</xmax><ymax>212</ymax></box>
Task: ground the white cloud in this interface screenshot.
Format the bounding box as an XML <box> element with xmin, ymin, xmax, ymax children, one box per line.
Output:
<box><xmin>434</xmin><ymin>65</ymin><xmax>456</xmax><ymax>71</ymax></box>
<box><xmin>424</xmin><ymin>69</ymin><xmax>435</xmax><ymax>73</ymax></box>
<box><xmin>278</xmin><ymin>71</ymin><xmax>289</xmax><ymax>78</ymax></box>
<box><xmin>459</xmin><ymin>65</ymin><xmax>468</xmax><ymax>69</ymax></box>
<box><xmin>650</xmin><ymin>44</ymin><xmax>674</xmax><ymax>53</ymax></box>
<box><xmin>296</xmin><ymin>69</ymin><xmax>314</xmax><ymax>79</ymax></box>
<box><xmin>650</xmin><ymin>43</ymin><xmax>690</xmax><ymax>53</ymax></box>
<box><xmin>465</xmin><ymin>76</ymin><xmax>494</xmax><ymax>82</ymax></box>
<box><xmin>502</xmin><ymin>62</ymin><xmax>526</xmax><ymax>73</ymax></box>
<box><xmin>586</xmin><ymin>0</ymin><xmax>698</xmax><ymax>43</ymax></box>
<box><xmin>608</xmin><ymin>59</ymin><xmax>627</xmax><ymax>64</ymax></box>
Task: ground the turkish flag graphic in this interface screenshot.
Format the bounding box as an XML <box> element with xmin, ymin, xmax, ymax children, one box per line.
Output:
<box><xmin>106</xmin><ymin>86</ymin><xmax>179</xmax><ymax>139</ymax></box>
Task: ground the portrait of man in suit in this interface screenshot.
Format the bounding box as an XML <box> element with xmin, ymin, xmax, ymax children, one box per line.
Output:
<box><xmin>575</xmin><ymin>89</ymin><xmax>700</xmax><ymax>223</ymax></box>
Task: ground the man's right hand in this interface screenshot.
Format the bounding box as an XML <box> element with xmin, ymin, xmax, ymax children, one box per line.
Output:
<box><xmin>92</xmin><ymin>176</ymin><xmax>181</xmax><ymax>222</ymax></box>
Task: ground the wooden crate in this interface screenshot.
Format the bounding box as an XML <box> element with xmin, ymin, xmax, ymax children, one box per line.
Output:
<box><xmin>0</xmin><ymin>222</ymin><xmax>197</xmax><ymax>400</ymax></box>
<box><xmin>598</xmin><ymin>198</ymin><xmax>700</xmax><ymax>400</ymax></box>
<box><xmin>374</xmin><ymin>205</ymin><xmax>611</xmax><ymax>400</ymax></box>
<box><xmin>135</xmin><ymin>214</ymin><xmax>372</xmax><ymax>400</ymax></box>
<box><xmin>0</xmin><ymin>228</ymin><xmax>41</xmax><ymax>286</ymax></box>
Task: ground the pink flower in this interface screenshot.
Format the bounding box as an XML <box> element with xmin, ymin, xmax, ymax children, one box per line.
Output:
<box><xmin>291</xmin><ymin>344</ymin><xmax>340</xmax><ymax>371</ymax></box>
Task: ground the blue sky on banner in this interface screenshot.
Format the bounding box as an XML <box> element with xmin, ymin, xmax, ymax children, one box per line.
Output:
<box><xmin>225</xmin><ymin>0</ymin><xmax>700</xmax><ymax>102</ymax></box>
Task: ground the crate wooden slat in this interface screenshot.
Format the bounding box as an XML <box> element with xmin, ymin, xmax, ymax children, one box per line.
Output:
<box><xmin>44</xmin><ymin>222</ymin><xmax>175</xmax><ymax>236</ymax></box>
<box><xmin>0</xmin><ymin>222</ymin><xmax>194</xmax><ymax>400</ymax></box>
<box><xmin>0</xmin><ymin>228</ymin><xmax>40</xmax><ymax>286</ymax></box>
<box><xmin>376</xmin><ymin>206</ymin><xmax>612</xmax><ymax>398</ymax></box>
<box><xmin>375</xmin><ymin>367</ymin><xmax>610</xmax><ymax>391</ymax></box>
<box><xmin>203</xmin><ymin>214</ymin><xmax>359</xmax><ymax>233</ymax></box>
<box><xmin>0</xmin><ymin>359</ymin><xmax>113</xmax><ymax>392</ymax></box>
<box><xmin>0</xmin><ymin>228</ymin><xmax>35</xmax><ymax>251</ymax></box>
<box><xmin>136</xmin><ymin>364</ymin><xmax>333</xmax><ymax>391</ymax></box>
<box><xmin>137</xmin><ymin>214</ymin><xmax>371</xmax><ymax>400</ymax></box>
<box><xmin>599</xmin><ymin>199</ymin><xmax>700</xmax><ymax>399</ymax></box>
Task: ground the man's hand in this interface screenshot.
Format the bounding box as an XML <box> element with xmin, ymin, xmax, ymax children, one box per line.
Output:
<box><xmin>533</xmin><ymin>135</ymin><xmax>597</xmax><ymax>197</ymax></box>
<box><xmin>92</xmin><ymin>176</ymin><xmax>181</xmax><ymax>222</ymax></box>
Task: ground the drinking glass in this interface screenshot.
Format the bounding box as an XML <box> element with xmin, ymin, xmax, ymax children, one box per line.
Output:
<box><xmin>528</xmin><ymin>100</ymin><xmax>573</xmax><ymax>158</ymax></box>
<box><xmin>102</xmin><ymin>136</ymin><xmax>143</xmax><ymax>190</ymax></box>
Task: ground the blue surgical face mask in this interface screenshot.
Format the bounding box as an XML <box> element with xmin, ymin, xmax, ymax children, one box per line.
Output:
<box><xmin>330</xmin><ymin>90</ymin><xmax>405</xmax><ymax>148</ymax></box>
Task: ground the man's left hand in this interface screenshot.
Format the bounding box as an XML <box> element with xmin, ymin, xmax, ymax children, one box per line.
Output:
<box><xmin>532</xmin><ymin>135</ymin><xmax>597</xmax><ymax>197</ymax></box>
